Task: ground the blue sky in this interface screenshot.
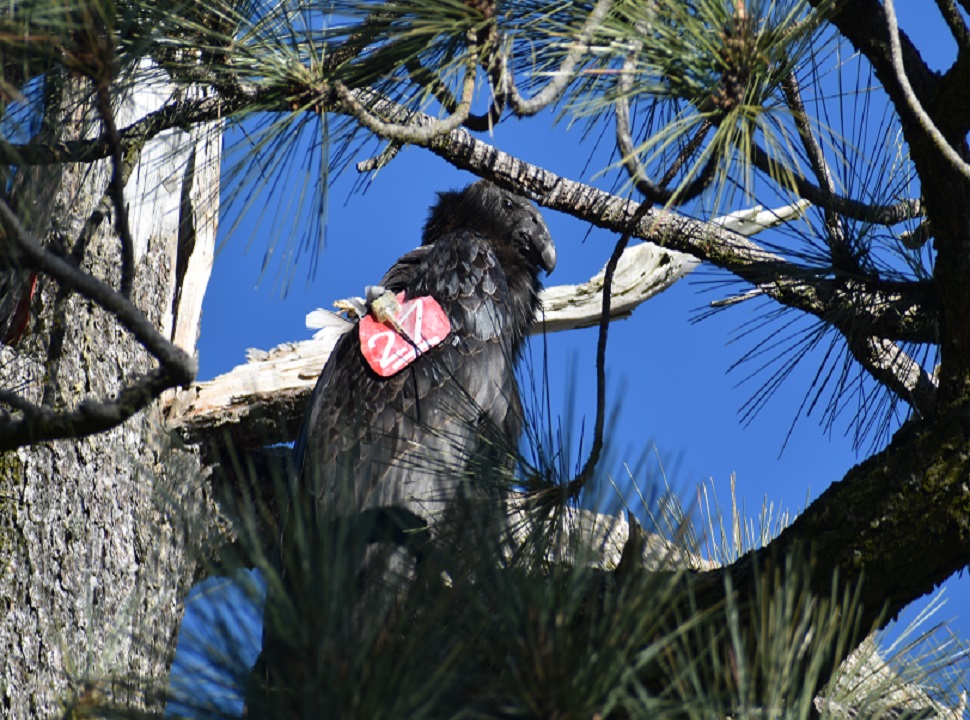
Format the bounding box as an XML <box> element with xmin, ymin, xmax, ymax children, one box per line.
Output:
<box><xmin>172</xmin><ymin>3</ymin><xmax>970</xmax><ymax>713</ymax></box>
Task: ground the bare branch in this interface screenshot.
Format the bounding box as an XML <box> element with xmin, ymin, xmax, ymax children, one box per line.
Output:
<box><xmin>712</xmin><ymin>201</ymin><xmax>811</xmax><ymax>235</ymax></box>
<box><xmin>750</xmin><ymin>144</ymin><xmax>923</xmax><ymax>225</ymax></box>
<box><xmin>500</xmin><ymin>0</ymin><xmax>614</xmax><ymax>117</ymax></box>
<box><xmin>933</xmin><ymin>0</ymin><xmax>970</xmax><ymax>50</ymax></box>
<box><xmin>846</xmin><ymin>336</ymin><xmax>937</xmax><ymax>417</ymax></box>
<box><xmin>567</xmin><ymin>201</ymin><xmax>650</xmax><ymax>499</ymax></box>
<box><xmin>356</xmin><ymin>142</ymin><xmax>402</xmax><ymax>173</ymax></box>
<box><xmin>0</xmin><ymin>366</ymin><xmax>184</xmax><ymax>451</ymax></box>
<box><xmin>884</xmin><ymin>0</ymin><xmax>970</xmax><ymax>181</ymax></box>
<box><xmin>43</xmin><ymin>142</ymin><xmax>143</xmax><ymax>408</ymax></box>
<box><xmin>0</xmin><ymin>189</ymin><xmax>197</xmax><ymax>449</ymax></box>
<box><xmin>804</xmin><ymin>0</ymin><xmax>937</xmax><ymax>123</ymax></box>
<box><xmin>0</xmin><ymin>92</ymin><xmax>241</xmax><ymax>166</ymax></box>
<box><xmin>333</xmin><ymin>36</ymin><xmax>478</xmax><ymax>144</ymax></box>
<box><xmin>0</xmin><ymin>198</ymin><xmax>195</xmax><ymax>378</ymax></box>
<box><xmin>539</xmin><ymin>241</ymin><xmax>697</xmax><ymax>333</ymax></box>
<box><xmin>614</xmin><ymin>48</ymin><xmax>716</xmax><ymax>205</ymax></box>
<box><xmin>900</xmin><ymin>219</ymin><xmax>932</xmax><ymax>249</ymax></box>
<box><xmin>93</xmin><ymin>79</ymin><xmax>136</xmax><ymax>297</ymax></box>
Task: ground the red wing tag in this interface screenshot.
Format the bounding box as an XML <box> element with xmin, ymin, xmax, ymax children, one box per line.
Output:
<box><xmin>359</xmin><ymin>293</ymin><xmax>451</xmax><ymax>377</ymax></box>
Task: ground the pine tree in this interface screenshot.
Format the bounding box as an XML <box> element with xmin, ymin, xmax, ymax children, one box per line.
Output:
<box><xmin>2</xmin><ymin>0</ymin><xmax>969</xmax><ymax>717</ymax></box>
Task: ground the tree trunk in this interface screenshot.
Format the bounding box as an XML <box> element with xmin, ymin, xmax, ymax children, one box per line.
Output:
<box><xmin>0</xmin><ymin>70</ymin><xmax>221</xmax><ymax>718</ymax></box>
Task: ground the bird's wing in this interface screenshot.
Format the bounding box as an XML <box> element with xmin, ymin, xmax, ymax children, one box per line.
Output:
<box><xmin>297</xmin><ymin>230</ymin><xmax>521</xmax><ymax>528</ymax></box>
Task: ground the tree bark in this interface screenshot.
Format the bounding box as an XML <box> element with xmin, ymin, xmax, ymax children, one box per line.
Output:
<box><xmin>0</xmin><ymin>71</ymin><xmax>221</xmax><ymax>718</ymax></box>
<box><xmin>751</xmin><ymin>396</ymin><xmax>970</xmax><ymax>628</ymax></box>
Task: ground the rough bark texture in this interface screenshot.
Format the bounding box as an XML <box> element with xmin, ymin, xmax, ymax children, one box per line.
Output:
<box><xmin>759</xmin><ymin>403</ymin><xmax>970</xmax><ymax>627</ymax></box>
<box><xmin>0</xmin><ymin>74</ymin><xmax>221</xmax><ymax>718</ymax></box>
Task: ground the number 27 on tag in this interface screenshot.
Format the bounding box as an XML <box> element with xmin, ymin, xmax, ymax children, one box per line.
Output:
<box><xmin>358</xmin><ymin>293</ymin><xmax>451</xmax><ymax>377</ymax></box>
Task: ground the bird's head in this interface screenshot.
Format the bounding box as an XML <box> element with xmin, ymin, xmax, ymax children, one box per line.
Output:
<box><xmin>423</xmin><ymin>180</ymin><xmax>556</xmax><ymax>276</ymax></box>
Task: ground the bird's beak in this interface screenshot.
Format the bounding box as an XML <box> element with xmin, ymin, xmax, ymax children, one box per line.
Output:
<box><xmin>537</xmin><ymin>233</ymin><xmax>557</xmax><ymax>274</ymax></box>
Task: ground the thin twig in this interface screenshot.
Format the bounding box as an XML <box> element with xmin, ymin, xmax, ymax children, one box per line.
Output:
<box><xmin>750</xmin><ymin>144</ymin><xmax>923</xmax><ymax>224</ymax></box>
<box><xmin>781</xmin><ymin>75</ymin><xmax>835</xmax><ymax>193</ymax></box>
<box><xmin>94</xmin><ymin>81</ymin><xmax>136</xmax><ymax>297</ymax></box>
<box><xmin>0</xmin><ymin>366</ymin><xmax>183</xmax><ymax>451</ymax></box>
<box><xmin>497</xmin><ymin>0</ymin><xmax>613</xmax><ymax>117</ymax></box>
<box><xmin>43</xmin><ymin>142</ymin><xmax>144</xmax><ymax>408</ymax></box>
<box><xmin>335</xmin><ymin>34</ymin><xmax>479</xmax><ymax>145</ymax></box>
<box><xmin>356</xmin><ymin>142</ymin><xmax>402</xmax><ymax>173</ymax></box>
<box><xmin>0</xmin><ymin>186</ymin><xmax>197</xmax><ymax>449</ymax></box>
<box><xmin>884</xmin><ymin>0</ymin><xmax>970</xmax><ymax>181</ymax></box>
<box><xmin>567</xmin><ymin>200</ymin><xmax>652</xmax><ymax>498</ymax></box>
<box><xmin>463</xmin><ymin>95</ymin><xmax>506</xmax><ymax>132</ymax></box>
<box><xmin>0</xmin><ymin>92</ymin><xmax>245</xmax><ymax>166</ymax></box>
<box><xmin>0</xmin><ymin>387</ymin><xmax>41</xmax><ymax>415</ymax></box>
<box><xmin>932</xmin><ymin>0</ymin><xmax>970</xmax><ymax>53</ymax></box>
<box><xmin>711</xmin><ymin>288</ymin><xmax>765</xmax><ymax>308</ymax></box>
<box><xmin>612</xmin><ymin>13</ymin><xmax>716</xmax><ymax>206</ymax></box>
<box><xmin>615</xmin><ymin>90</ymin><xmax>717</xmax><ymax>205</ymax></box>
<box><xmin>658</xmin><ymin>121</ymin><xmax>713</xmax><ymax>188</ymax></box>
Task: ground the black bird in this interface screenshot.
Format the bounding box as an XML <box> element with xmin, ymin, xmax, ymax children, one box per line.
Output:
<box><xmin>296</xmin><ymin>179</ymin><xmax>555</xmax><ymax>531</ymax></box>
<box><xmin>248</xmin><ymin>180</ymin><xmax>555</xmax><ymax>713</ymax></box>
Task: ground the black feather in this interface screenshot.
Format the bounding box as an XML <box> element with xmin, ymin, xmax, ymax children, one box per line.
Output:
<box><xmin>296</xmin><ymin>179</ymin><xmax>554</xmax><ymax>526</ymax></box>
<box><xmin>248</xmin><ymin>182</ymin><xmax>555</xmax><ymax>707</ymax></box>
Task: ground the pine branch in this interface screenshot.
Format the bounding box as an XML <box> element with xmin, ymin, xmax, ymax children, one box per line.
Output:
<box><xmin>780</xmin><ymin>73</ymin><xmax>855</xmax><ymax>272</ymax></box>
<box><xmin>846</xmin><ymin>336</ymin><xmax>937</xmax><ymax>418</ymax></box>
<box><xmin>615</xmin><ymin>57</ymin><xmax>717</xmax><ymax>205</ymax></box>
<box><xmin>500</xmin><ymin>0</ymin><xmax>614</xmax><ymax>117</ymax></box>
<box><xmin>93</xmin><ymin>77</ymin><xmax>137</xmax><ymax>297</ymax></box>
<box><xmin>749</xmin><ymin>144</ymin><xmax>923</xmax><ymax>225</ymax></box>
<box><xmin>0</xmin><ymin>366</ymin><xmax>184</xmax><ymax>450</ymax></box>
<box><xmin>883</xmin><ymin>0</ymin><xmax>970</xmax><ymax>181</ymax></box>
<box><xmin>18</xmin><ymin>78</ymin><xmax>929</xmax><ymax>442</ymax></box>
<box><xmin>415</xmin><ymin>105</ymin><xmax>935</xmax><ymax>344</ymax></box>
<box><xmin>806</xmin><ymin>0</ymin><xmax>938</xmax><ymax>123</ymax></box>
<box><xmin>42</xmin><ymin>141</ymin><xmax>144</xmax><ymax>409</ymax></box>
